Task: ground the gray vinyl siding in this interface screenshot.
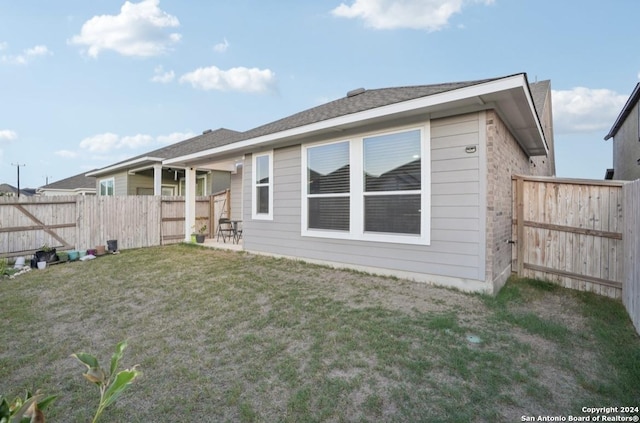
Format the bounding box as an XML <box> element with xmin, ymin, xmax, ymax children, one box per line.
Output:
<box><xmin>127</xmin><ymin>173</ymin><xmax>153</xmax><ymax>195</ymax></box>
<box><xmin>96</xmin><ymin>172</ymin><xmax>128</xmax><ymax>196</ymax></box>
<box><xmin>612</xmin><ymin>100</ymin><xmax>640</xmax><ymax>180</ymax></box>
<box><xmin>242</xmin><ymin>113</ymin><xmax>485</xmax><ymax>284</ymax></box>
<box><xmin>211</xmin><ymin>170</ymin><xmax>231</xmax><ymax>194</ymax></box>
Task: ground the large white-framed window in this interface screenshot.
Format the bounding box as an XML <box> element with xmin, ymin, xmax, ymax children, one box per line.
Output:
<box><xmin>99</xmin><ymin>178</ymin><xmax>114</xmax><ymax>196</ymax></box>
<box><xmin>252</xmin><ymin>151</ymin><xmax>273</xmax><ymax>220</ymax></box>
<box><xmin>302</xmin><ymin>124</ymin><xmax>430</xmax><ymax>245</ymax></box>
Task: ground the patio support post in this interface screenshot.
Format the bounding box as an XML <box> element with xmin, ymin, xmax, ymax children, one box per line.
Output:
<box><xmin>153</xmin><ymin>164</ymin><xmax>163</xmax><ymax>196</ymax></box>
<box><xmin>184</xmin><ymin>167</ymin><xmax>196</xmax><ymax>242</ymax></box>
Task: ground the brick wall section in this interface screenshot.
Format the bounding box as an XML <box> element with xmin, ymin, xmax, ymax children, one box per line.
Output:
<box><xmin>485</xmin><ymin>110</ymin><xmax>554</xmax><ymax>293</ymax></box>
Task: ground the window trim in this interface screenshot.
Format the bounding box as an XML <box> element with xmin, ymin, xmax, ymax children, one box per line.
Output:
<box><xmin>301</xmin><ymin>123</ymin><xmax>431</xmax><ymax>245</ymax></box>
<box><xmin>179</xmin><ymin>175</ymin><xmax>207</xmax><ymax>196</ymax></box>
<box><xmin>99</xmin><ymin>178</ymin><xmax>114</xmax><ymax>196</ymax></box>
<box><xmin>252</xmin><ymin>151</ymin><xmax>273</xmax><ymax>220</ymax></box>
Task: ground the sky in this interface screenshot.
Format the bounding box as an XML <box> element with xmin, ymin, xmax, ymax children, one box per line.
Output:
<box><xmin>1</xmin><ymin>0</ymin><xmax>639</xmax><ymax>189</ymax></box>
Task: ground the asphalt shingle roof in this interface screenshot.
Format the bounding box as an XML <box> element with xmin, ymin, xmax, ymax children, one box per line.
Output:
<box><xmin>235</xmin><ymin>77</ymin><xmax>506</xmax><ymax>144</ymax></box>
<box><xmin>40</xmin><ymin>171</ymin><xmax>96</xmax><ymax>190</ymax></box>
<box><xmin>96</xmin><ymin>73</ymin><xmax>545</xmax><ymax>171</ymax></box>
<box><xmin>102</xmin><ymin>128</ymin><xmax>243</xmax><ymax>169</ymax></box>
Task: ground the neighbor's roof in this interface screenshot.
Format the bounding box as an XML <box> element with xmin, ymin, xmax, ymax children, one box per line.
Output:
<box><xmin>528</xmin><ymin>80</ymin><xmax>550</xmax><ymax>121</ymax></box>
<box><xmin>0</xmin><ymin>183</ymin><xmax>34</xmax><ymax>196</ymax></box>
<box><xmin>39</xmin><ymin>171</ymin><xmax>97</xmax><ymax>191</ymax></box>
<box><xmin>87</xmin><ymin>128</ymin><xmax>243</xmax><ymax>176</ymax></box>
<box><xmin>604</xmin><ymin>82</ymin><xmax>640</xmax><ymax>140</ymax></box>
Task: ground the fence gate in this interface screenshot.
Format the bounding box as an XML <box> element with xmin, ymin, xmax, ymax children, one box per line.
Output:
<box><xmin>0</xmin><ymin>197</ymin><xmax>77</xmax><ymax>257</ymax></box>
<box><xmin>512</xmin><ymin>175</ymin><xmax>625</xmax><ymax>299</ymax></box>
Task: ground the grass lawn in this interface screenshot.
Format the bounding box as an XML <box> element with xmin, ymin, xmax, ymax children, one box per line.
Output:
<box><xmin>1</xmin><ymin>244</ymin><xmax>639</xmax><ymax>422</ymax></box>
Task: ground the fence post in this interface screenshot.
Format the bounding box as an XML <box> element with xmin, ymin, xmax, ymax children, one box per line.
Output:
<box><xmin>515</xmin><ymin>175</ymin><xmax>525</xmax><ymax>276</ymax></box>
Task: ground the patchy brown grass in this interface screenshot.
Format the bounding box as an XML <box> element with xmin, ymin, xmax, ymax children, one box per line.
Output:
<box><xmin>1</xmin><ymin>244</ymin><xmax>638</xmax><ymax>422</ymax></box>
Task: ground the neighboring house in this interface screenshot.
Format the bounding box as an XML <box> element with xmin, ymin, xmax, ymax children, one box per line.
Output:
<box><xmin>86</xmin><ymin>128</ymin><xmax>243</xmax><ymax>196</ymax></box>
<box><xmin>37</xmin><ymin>171</ymin><xmax>97</xmax><ymax>196</ymax></box>
<box><xmin>604</xmin><ymin>82</ymin><xmax>640</xmax><ymax>180</ymax></box>
<box><xmin>0</xmin><ymin>183</ymin><xmax>35</xmax><ymax>197</ymax></box>
<box><xmin>163</xmin><ymin>73</ymin><xmax>555</xmax><ymax>294</ymax></box>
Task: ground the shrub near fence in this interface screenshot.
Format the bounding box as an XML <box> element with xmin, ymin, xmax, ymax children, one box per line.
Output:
<box><xmin>0</xmin><ymin>194</ymin><xmax>222</xmax><ymax>258</ymax></box>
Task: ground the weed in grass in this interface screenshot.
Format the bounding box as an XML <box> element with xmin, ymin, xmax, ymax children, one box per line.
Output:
<box><xmin>239</xmin><ymin>401</ymin><xmax>258</xmax><ymax>422</ymax></box>
<box><xmin>362</xmin><ymin>393</ymin><xmax>383</xmax><ymax>419</ymax></box>
<box><xmin>500</xmin><ymin>311</ymin><xmax>571</xmax><ymax>343</ymax></box>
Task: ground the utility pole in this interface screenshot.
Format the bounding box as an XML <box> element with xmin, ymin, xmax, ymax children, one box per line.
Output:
<box><xmin>11</xmin><ymin>163</ymin><xmax>26</xmax><ymax>197</ymax></box>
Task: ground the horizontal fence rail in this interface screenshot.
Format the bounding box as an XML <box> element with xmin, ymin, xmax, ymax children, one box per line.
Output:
<box><xmin>0</xmin><ymin>193</ymin><xmax>228</xmax><ymax>257</ymax></box>
<box><xmin>512</xmin><ymin>175</ymin><xmax>625</xmax><ymax>299</ymax></box>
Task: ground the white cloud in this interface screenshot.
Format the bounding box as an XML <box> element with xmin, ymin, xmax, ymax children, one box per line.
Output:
<box><xmin>1</xmin><ymin>44</ymin><xmax>51</xmax><ymax>65</ymax></box>
<box><xmin>552</xmin><ymin>87</ymin><xmax>628</xmax><ymax>134</ymax></box>
<box><xmin>213</xmin><ymin>38</ymin><xmax>229</xmax><ymax>53</ymax></box>
<box><xmin>121</xmin><ymin>134</ymin><xmax>154</xmax><ymax>148</ymax></box>
<box><xmin>69</xmin><ymin>0</ymin><xmax>181</xmax><ymax>58</ymax></box>
<box><xmin>78</xmin><ymin>131</ymin><xmax>195</xmax><ymax>154</ymax></box>
<box><xmin>331</xmin><ymin>0</ymin><xmax>493</xmax><ymax>31</ymax></box>
<box><xmin>0</xmin><ymin>42</ymin><xmax>7</xmax><ymax>50</ymax></box>
<box><xmin>180</xmin><ymin>66</ymin><xmax>276</xmax><ymax>93</ymax></box>
<box><xmin>151</xmin><ymin>65</ymin><xmax>175</xmax><ymax>83</ymax></box>
<box><xmin>55</xmin><ymin>150</ymin><xmax>79</xmax><ymax>158</ymax></box>
<box><xmin>0</xmin><ymin>129</ymin><xmax>17</xmax><ymax>142</ymax></box>
<box><xmin>79</xmin><ymin>133</ymin><xmax>121</xmax><ymax>152</ymax></box>
<box><xmin>157</xmin><ymin>131</ymin><xmax>195</xmax><ymax>144</ymax></box>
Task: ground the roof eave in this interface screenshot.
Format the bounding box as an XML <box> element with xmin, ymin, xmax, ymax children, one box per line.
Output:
<box><xmin>604</xmin><ymin>83</ymin><xmax>640</xmax><ymax>140</ymax></box>
<box><xmin>165</xmin><ymin>74</ymin><xmax>546</xmax><ymax>165</ymax></box>
<box><xmin>86</xmin><ymin>156</ymin><xmax>165</xmax><ymax>177</ymax></box>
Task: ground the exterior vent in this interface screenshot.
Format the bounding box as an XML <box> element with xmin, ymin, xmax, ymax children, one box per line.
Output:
<box><xmin>346</xmin><ymin>87</ymin><xmax>365</xmax><ymax>98</ymax></box>
<box><xmin>202</xmin><ymin>129</ymin><xmax>212</xmax><ymax>134</ymax></box>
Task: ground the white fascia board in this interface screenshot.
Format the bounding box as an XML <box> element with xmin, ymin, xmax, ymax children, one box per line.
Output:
<box><xmin>165</xmin><ymin>74</ymin><xmax>535</xmax><ymax>165</ymax></box>
<box><xmin>86</xmin><ymin>156</ymin><xmax>165</xmax><ymax>176</ymax></box>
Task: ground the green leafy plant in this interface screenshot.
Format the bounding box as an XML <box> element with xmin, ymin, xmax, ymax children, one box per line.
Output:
<box><xmin>0</xmin><ymin>390</ymin><xmax>57</xmax><ymax>423</ymax></box>
<box><xmin>39</xmin><ymin>244</ymin><xmax>52</xmax><ymax>253</ymax></box>
<box><xmin>192</xmin><ymin>223</ymin><xmax>207</xmax><ymax>235</ymax></box>
<box><xmin>72</xmin><ymin>341</ymin><xmax>140</xmax><ymax>423</ymax></box>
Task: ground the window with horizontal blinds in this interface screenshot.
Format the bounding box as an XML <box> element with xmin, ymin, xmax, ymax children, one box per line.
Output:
<box><xmin>306</xmin><ymin>141</ymin><xmax>349</xmax><ymax>230</ymax></box>
<box><xmin>364</xmin><ymin>129</ymin><xmax>421</xmax><ymax>192</ymax></box>
<box><xmin>363</xmin><ymin>130</ymin><xmax>421</xmax><ymax>234</ymax></box>
<box><xmin>301</xmin><ymin>124</ymin><xmax>430</xmax><ymax>245</ymax></box>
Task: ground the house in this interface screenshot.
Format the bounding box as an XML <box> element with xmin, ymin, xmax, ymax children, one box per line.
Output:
<box><xmin>162</xmin><ymin>72</ymin><xmax>555</xmax><ymax>294</ymax></box>
<box><xmin>37</xmin><ymin>171</ymin><xmax>97</xmax><ymax>196</ymax></box>
<box><xmin>0</xmin><ymin>183</ymin><xmax>35</xmax><ymax>197</ymax></box>
<box><xmin>604</xmin><ymin>82</ymin><xmax>640</xmax><ymax>180</ymax></box>
<box><xmin>86</xmin><ymin>128</ymin><xmax>243</xmax><ymax>196</ymax></box>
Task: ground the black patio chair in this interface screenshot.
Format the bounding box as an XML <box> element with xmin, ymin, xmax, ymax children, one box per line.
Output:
<box><xmin>216</xmin><ymin>217</ymin><xmax>234</xmax><ymax>242</ymax></box>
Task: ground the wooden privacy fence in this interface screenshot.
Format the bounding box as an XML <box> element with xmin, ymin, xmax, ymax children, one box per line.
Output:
<box><xmin>622</xmin><ymin>179</ymin><xmax>640</xmax><ymax>334</ymax></box>
<box><xmin>512</xmin><ymin>175</ymin><xmax>625</xmax><ymax>299</ymax></box>
<box><xmin>0</xmin><ymin>191</ymin><xmax>230</xmax><ymax>257</ymax></box>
